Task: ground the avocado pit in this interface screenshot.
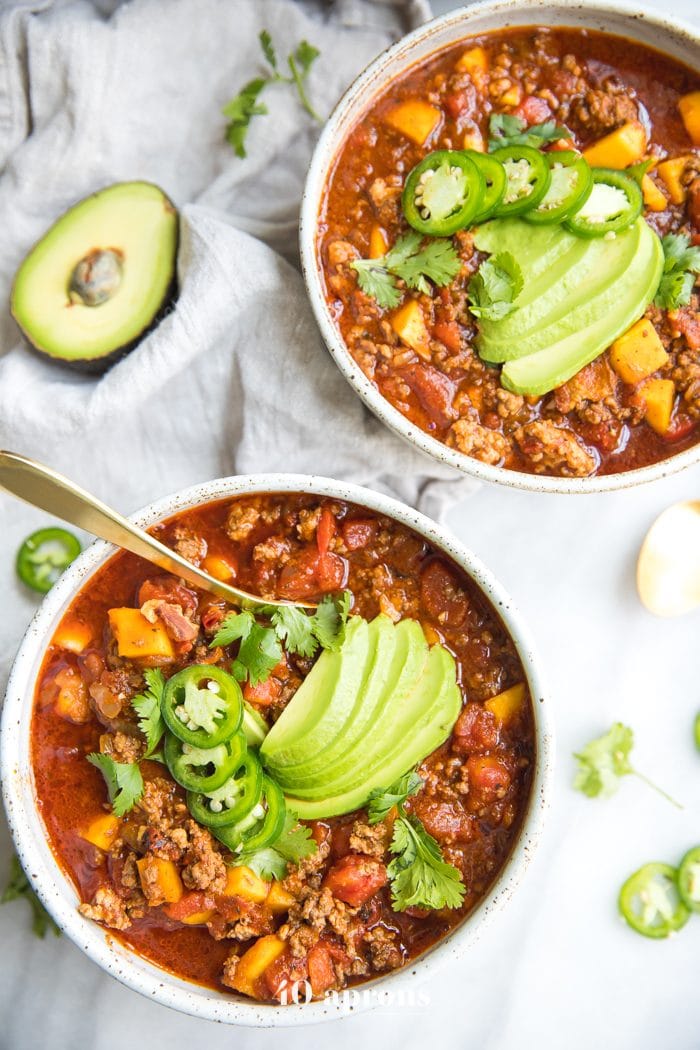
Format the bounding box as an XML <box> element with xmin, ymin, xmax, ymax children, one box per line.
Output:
<box><xmin>69</xmin><ymin>248</ymin><xmax>123</xmax><ymax>306</ymax></box>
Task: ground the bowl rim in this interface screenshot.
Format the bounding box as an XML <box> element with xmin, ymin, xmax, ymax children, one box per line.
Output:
<box><xmin>1</xmin><ymin>472</ymin><xmax>553</xmax><ymax>1027</ymax></box>
<box><xmin>299</xmin><ymin>0</ymin><xmax>700</xmax><ymax>495</ymax></box>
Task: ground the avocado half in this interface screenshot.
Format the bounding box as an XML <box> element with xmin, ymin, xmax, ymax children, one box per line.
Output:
<box><xmin>11</xmin><ymin>182</ymin><xmax>178</xmax><ymax>372</ymax></box>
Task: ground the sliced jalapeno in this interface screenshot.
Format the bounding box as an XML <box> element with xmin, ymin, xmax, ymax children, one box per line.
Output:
<box><xmin>186</xmin><ymin>750</ymin><xmax>263</xmax><ymax>828</ymax></box>
<box><xmin>618</xmin><ymin>861</ymin><xmax>690</xmax><ymax>939</ymax></box>
<box><xmin>16</xmin><ymin>527</ymin><xmax>82</xmax><ymax>594</ymax></box>
<box><xmin>490</xmin><ymin>145</ymin><xmax>551</xmax><ymax>218</ymax></box>
<box><xmin>465</xmin><ymin>151</ymin><xmax>507</xmax><ymax>224</ymax></box>
<box><xmin>402</xmin><ymin>149</ymin><xmax>485</xmax><ymax>236</ymax></box>
<box><xmin>164</xmin><ymin>730</ymin><xmax>246</xmax><ymax>793</ymax></box>
<box><xmin>677</xmin><ymin>847</ymin><xmax>700</xmax><ymax>913</ymax></box>
<box><xmin>523</xmin><ymin>151</ymin><xmax>593</xmax><ymax>225</ymax></box>
<box><xmin>694</xmin><ymin>712</ymin><xmax>700</xmax><ymax>751</ymax></box>
<box><xmin>564</xmin><ymin>168</ymin><xmax>642</xmax><ymax>238</ymax></box>
<box><xmin>214</xmin><ymin>776</ymin><xmax>286</xmax><ymax>854</ymax></box>
<box><xmin>161</xmin><ymin>665</ymin><xmax>243</xmax><ymax>749</ymax></box>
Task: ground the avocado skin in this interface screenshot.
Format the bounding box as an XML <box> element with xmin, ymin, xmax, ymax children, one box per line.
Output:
<box><xmin>11</xmin><ymin>181</ymin><xmax>179</xmax><ymax>374</ymax></box>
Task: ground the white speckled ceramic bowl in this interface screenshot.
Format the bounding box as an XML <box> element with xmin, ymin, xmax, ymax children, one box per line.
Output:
<box><xmin>1</xmin><ymin>474</ymin><xmax>552</xmax><ymax>1026</ymax></box>
<box><xmin>300</xmin><ymin>0</ymin><xmax>700</xmax><ymax>494</ymax></box>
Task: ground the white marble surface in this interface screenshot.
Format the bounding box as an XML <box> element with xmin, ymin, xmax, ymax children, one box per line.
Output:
<box><xmin>2</xmin><ymin>0</ymin><xmax>700</xmax><ymax>1047</ymax></box>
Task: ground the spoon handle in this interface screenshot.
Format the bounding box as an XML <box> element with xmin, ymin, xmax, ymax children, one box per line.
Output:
<box><xmin>0</xmin><ymin>451</ymin><xmax>310</xmax><ymax>610</ymax></box>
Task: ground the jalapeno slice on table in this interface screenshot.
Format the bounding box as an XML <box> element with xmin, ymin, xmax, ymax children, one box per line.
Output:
<box><xmin>16</xmin><ymin>527</ymin><xmax>81</xmax><ymax>594</ymax></box>
<box><xmin>523</xmin><ymin>151</ymin><xmax>593</xmax><ymax>225</ymax></box>
<box><xmin>564</xmin><ymin>168</ymin><xmax>642</xmax><ymax>237</ymax></box>
<box><xmin>618</xmin><ymin>861</ymin><xmax>690</xmax><ymax>938</ymax></box>
<box><xmin>161</xmin><ymin>664</ymin><xmax>243</xmax><ymax>748</ymax></box>
<box><xmin>490</xmin><ymin>145</ymin><xmax>551</xmax><ymax>218</ymax></box>
<box><xmin>677</xmin><ymin>847</ymin><xmax>700</xmax><ymax>913</ymax></box>
<box><xmin>465</xmin><ymin>151</ymin><xmax>507</xmax><ymax>224</ymax></box>
<box><xmin>215</xmin><ymin>776</ymin><xmax>287</xmax><ymax>854</ymax></box>
<box><xmin>402</xmin><ymin>149</ymin><xmax>485</xmax><ymax>236</ymax></box>
<box><xmin>694</xmin><ymin>712</ymin><xmax>700</xmax><ymax>751</ymax></box>
<box><xmin>164</xmin><ymin>729</ymin><xmax>246</xmax><ymax>793</ymax></box>
<box><xmin>187</xmin><ymin>749</ymin><xmax>264</xmax><ymax>828</ymax></box>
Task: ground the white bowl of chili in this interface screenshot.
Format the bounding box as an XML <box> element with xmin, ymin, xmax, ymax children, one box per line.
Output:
<box><xmin>2</xmin><ymin>473</ymin><xmax>552</xmax><ymax>1025</ymax></box>
<box><xmin>300</xmin><ymin>0</ymin><xmax>700</xmax><ymax>493</ymax></box>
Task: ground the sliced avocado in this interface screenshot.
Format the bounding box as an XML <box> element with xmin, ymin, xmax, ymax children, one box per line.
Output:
<box><xmin>259</xmin><ymin>617</ymin><xmax>371</xmax><ymax>769</ymax></box>
<box><xmin>269</xmin><ymin>618</ymin><xmax>428</xmax><ymax>790</ymax></box>
<box><xmin>286</xmin><ymin>645</ymin><xmax>461</xmax><ymax>819</ymax></box>
<box><xmin>479</xmin><ymin>221</ymin><xmax>641</xmax><ymax>362</ymax></box>
<box><xmin>11</xmin><ymin>182</ymin><xmax>178</xmax><ymax>372</ymax></box>
<box><xmin>501</xmin><ymin>219</ymin><xmax>663</xmax><ymax>395</ymax></box>
<box><xmin>242</xmin><ymin>702</ymin><xmax>269</xmax><ymax>748</ymax></box>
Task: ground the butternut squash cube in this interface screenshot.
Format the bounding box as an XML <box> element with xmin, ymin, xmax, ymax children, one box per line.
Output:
<box><xmin>108</xmin><ymin>607</ymin><xmax>174</xmax><ymax>660</ymax></box>
<box><xmin>181</xmin><ymin>908</ymin><xmax>214</xmax><ymax>925</ymax></box>
<box><xmin>369</xmin><ymin>225</ymin><xmax>389</xmax><ymax>260</ymax></box>
<box><xmin>202</xmin><ymin>555</ymin><xmax>236</xmax><ymax>582</ymax></box>
<box><xmin>641</xmin><ymin>378</ymin><xmax>675</xmax><ymax>435</ymax></box>
<box><xmin>136</xmin><ymin>857</ymin><xmax>183</xmax><ymax>904</ymax></box>
<box><xmin>230</xmin><ymin>934</ymin><xmax>286</xmax><ymax>998</ymax></box>
<box><xmin>499</xmin><ymin>85</ymin><xmax>522</xmax><ymax>108</ymax></box>
<box><xmin>82</xmin><ymin>813</ymin><xmax>122</xmax><ymax>852</ymax></box>
<box><xmin>385</xmin><ymin>100</ymin><xmax>441</xmax><ymax>146</ymax></box>
<box><xmin>609</xmin><ymin>319</ymin><xmax>669</xmax><ymax>385</ymax></box>
<box><xmin>679</xmin><ymin>91</ymin><xmax>700</xmax><ymax>147</ymax></box>
<box><xmin>656</xmin><ymin>156</ymin><xmax>691</xmax><ymax>205</ymax></box>
<box><xmin>484</xmin><ymin>683</ymin><xmax>526</xmax><ymax>726</ymax></box>
<box><xmin>53</xmin><ymin>618</ymin><xmax>93</xmax><ymax>654</ymax></box>
<box><xmin>266</xmin><ymin>881</ymin><xmax>296</xmax><ymax>914</ymax></box>
<box><xmin>456</xmin><ymin>46</ymin><xmax>488</xmax><ymax>77</ymax></box>
<box><xmin>462</xmin><ymin>128</ymin><xmax>485</xmax><ymax>152</ymax></box>
<box><xmin>641</xmin><ymin>174</ymin><xmax>668</xmax><ymax>213</ymax></box>
<box><xmin>390</xmin><ymin>299</ymin><xmax>430</xmax><ymax>355</ymax></box>
<box><xmin>223</xmin><ymin>865</ymin><xmax>269</xmax><ymax>904</ymax></box>
<box><xmin>582</xmin><ymin>121</ymin><xmax>646</xmax><ymax>169</ymax></box>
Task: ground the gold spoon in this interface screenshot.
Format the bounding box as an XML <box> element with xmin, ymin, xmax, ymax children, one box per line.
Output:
<box><xmin>637</xmin><ymin>500</ymin><xmax>700</xmax><ymax>617</ymax></box>
<box><xmin>0</xmin><ymin>450</ymin><xmax>314</xmax><ymax>610</ymax></box>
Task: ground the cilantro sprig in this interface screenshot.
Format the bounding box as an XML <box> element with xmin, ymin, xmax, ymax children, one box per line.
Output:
<box><xmin>573</xmin><ymin>722</ymin><xmax>682</xmax><ymax>808</ymax></box>
<box><xmin>351</xmin><ymin>231</ymin><xmax>462</xmax><ymax>309</ymax></box>
<box><xmin>131</xmin><ymin>668</ymin><xmax>165</xmax><ymax>757</ymax></box>
<box><xmin>468</xmin><ymin>251</ymin><xmax>523</xmax><ymax>321</ymax></box>
<box><xmin>87</xmin><ymin>753</ymin><xmax>145</xmax><ymax>818</ymax></box>
<box><xmin>488</xmin><ymin>113</ymin><xmax>569</xmax><ymax>152</ymax></box>
<box><xmin>237</xmin><ymin>812</ymin><xmax>318</xmax><ymax>880</ymax></box>
<box><xmin>223</xmin><ymin>30</ymin><xmax>321</xmax><ymax>157</ymax></box>
<box><xmin>1</xmin><ymin>853</ymin><xmax>60</xmax><ymax>939</ymax></box>
<box><xmin>368</xmin><ymin>771</ymin><xmax>465</xmax><ymax>911</ymax></box>
<box><xmin>210</xmin><ymin>591</ymin><xmax>351</xmax><ymax>686</ymax></box>
<box><xmin>654</xmin><ymin>233</ymin><xmax>700</xmax><ymax>310</ymax></box>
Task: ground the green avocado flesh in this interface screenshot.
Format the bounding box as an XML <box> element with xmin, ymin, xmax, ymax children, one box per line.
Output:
<box><xmin>260</xmin><ymin>616</ymin><xmax>461</xmax><ymax>819</ymax></box>
<box><xmin>11</xmin><ymin>181</ymin><xmax>178</xmax><ymax>369</ymax></box>
<box><xmin>473</xmin><ymin>217</ymin><xmax>663</xmax><ymax>396</ymax></box>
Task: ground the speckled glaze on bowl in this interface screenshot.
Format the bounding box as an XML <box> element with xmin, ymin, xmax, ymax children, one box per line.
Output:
<box><xmin>1</xmin><ymin>474</ymin><xmax>552</xmax><ymax>1027</ymax></box>
<box><xmin>300</xmin><ymin>0</ymin><xmax>700</xmax><ymax>494</ymax></box>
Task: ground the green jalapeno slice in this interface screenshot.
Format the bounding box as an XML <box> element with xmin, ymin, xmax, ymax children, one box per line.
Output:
<box><xmin>164</xmin><ymin>730</ymin><xmax>246</xmax><ymax>793</ymax></box>
<box><xmin>16</xmin><ymin>527</ymin><xmax>82</xmax><ymax>594</ymax></box>
<box><xmin>523</xmin><ymin>150</ymin><xmax>593</xmax><ymax>225</ymax></box>
<box><xmin>490</xmin><ymin>145</ymin><xmax>551</xmax><ymax>217</ymax></box>
<box><xmin>186</xmin><ymin>750</ymin><xmax>263</xmax><ymax>828</ymax></box>
<box><xmin>618</xmin><ymin>861</ymin><xmax>690</xmax><ymax>938</ymax></box>
<box><xmin>465</xmin><ymin>151</ymin><xmax>507</xmax><ymax>224</ymax></box>
<box><xmin>564</xmin><ymin>168</ymin><xmax>642</xmax><ymax>238</ymax></box>
<box><xmin>677</xmin><ymin>847</ymin><xmax>700</xmax><ymax>914</ymax></box>
<box><xmin>402</xmin><ymin>150</ymin><xmax>485</xmax><ymax>236</ymax></box>
<box><xmin>161</xmin><ymin>665</ymin><xmax>243</xmax><ymax>749</ymax></box>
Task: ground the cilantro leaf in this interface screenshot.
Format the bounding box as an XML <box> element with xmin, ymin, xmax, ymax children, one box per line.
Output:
<box><xmin>352</xmin><ymin>232</ymin><xmax>461</xmax><ymax>308</ymax></box>
<box><xmin>1</xmin><ymin>853</ymin><xmax>60</xmax><ymax>939</ymax></box>
<box><xmin>626</xmin><ymin>158</ymin><xmax>653</xmax><ymax>185</ymax></box>
<box><xmin>210</xmin><ymin>610</ymin><xmax>255</xmax><ymax>649</ymax></box>
<box><xmin>287</xmin><ymin>40</ymin><xmax>321</xmax><ymax>122</ymax></box>
<box><xmin>654</xmin><ymin>233</ymin><xmax>700</xmax><ymax>309</ymax></box>
<box><xmin>367</xmin><ymin>770</ymin><xmax>423</xmax><ymax>824</ymax></box>
<box><xmin>311</xmin><ymin>591</ymin><xmax>351</xmax><ymax>652</ymax></box>
<box><xmin>468</xmin><ymin>251</ymin><xmax>523</xmax><ymax>321</ymax></box>
<box><xmin>387</xmin><ymin>814</ymin><xmax>465</xmax><ymax>911</ymax></box>
<box><xmin>573</xmin><ymin>722</ymin><xmax>682</xmax><ymax>807</ymax></box>
<box><xmin>87</xmin><ymin>753</ymin><xmax>144</xmax><ymax>817</ymax></box>
<box><xmin>488</xmin><ymin>113</ymin><xmax>569</xmax><ymax>151</ymax></box>
<box><xmin>270</xmin><ymin>605</ymin><xmax>319</xmax><ymax>659</ymax></box>
<box><xmin>294</xmin><ymin>40</ymin><xmax>320</xmax><ymax>76</ymax></box>
<box><xmin>236</xmin><ymin>623</ymin><xmax>283</xmax><ymax>686</ymax></box>
<box><xmin>131</xmin><ymin>668</ymin><xmax>165</xmax><ymax>756</ymax></box>
<box><xmin>259</xmin><ymin>29</ymin><xmax>277</xmax><ymax>71</ymax></box>
<box><xmin>222</xmin><ymin>77</ymin><xmax>268</xmax><ymax>159</ymax></box>
<box><xmin>239</xmin><ymin>812</ymin><xmax>317</xmax><ymax>880</ymax></box>
<box><xmin>181</xmin><ymin>678</ymin><xmax>229</xmax><ymax>734</ymax></box>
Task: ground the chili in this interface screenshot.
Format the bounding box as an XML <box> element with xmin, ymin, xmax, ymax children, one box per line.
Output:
<box><xmin>490</xmin><ymin>145</ymin><xmax>551</xmax><ymax>217</ymax></box>
<box><xmin>161</xmin><ymin>665</ymin><xmax>243</xmax><ymax>748</ymax></box>
<box><xmin>523</xmin><ymin>151</ymin><xmax>593</xmax><ymax>225</ymax></box>
<box><xmin>677</xmin><ymin>846</ymin><xmax>700</xmax><ymax>913</ymax></box>
<box><xmin>565</xmin><ymin>168</ymin><xmax>642</xmax><ymax>238</ymax></box>
<box><xmin>164</xmin><ymin>730</ymin><xmax>246</xmax><ymax>793</ymax></box>
<box><xmin>16</xmin><ymin>527</ymin><xmax>81</xmax><ymax>594</ymax></box>
<box><xmin>402</xmin><ymin>150</ymin><xmax>484</xmax><ymax>235</ymax></box>
<box><xmin>186</xmin><ymin>749</ymin><xmax>264</xmax><ymax>828</ymax></box>
<box><xmin>467</xmin><ymin>150</ymin><xmax>507</xmax><ymax>224</ymax></box>
<box><xmin>618</xmin><ymin>861</ymin><xmax>690</xmax><ymax>938</ymax></box>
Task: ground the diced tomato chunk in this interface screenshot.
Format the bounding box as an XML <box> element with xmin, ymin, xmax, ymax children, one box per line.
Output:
<box><xmin>397</xmin><ymin>363</ymin><xmax>457</xmax><ymax>429</ymax></box>
<box><xmin>433</xmin><ymin>320</ymin><xmax>462</xmax><ymax>353</ymax></box>
<box><xmin>466</xmin><ymin>754</ymin><xmax>512</xmax><ymax>808</ymax></box>
<box><xmin>444</xmin><ymin>91</ymin><xmax>470</xmax><ymax>119</ymax></box>
<box><xmin>264</xmin><ymin>949</ymin><xmax>308</xmax><ymax>1000</ymax></box>
<box><xmin>163</xmin><ymin>891</ymin><xmax>212</xmax><ymax>922</ymax></box>
<box><xmin>515</xmin><ymin>95</ymin><xmax>552</xmax><ymax>124</ymax></box>
<box><xmin>549</xmin><ymin>136</ymin><xmax>576</xmax><ymax>151</ymax></box>
<box><xmin>420</xmin><ymin>559</ymin><xmax>469</xmax><ymax>627</ymax></box>
<box><xmin>452</xmin><ymin>702</ymin><xmax>500</xmax><ymax>752</ymax></box>
<box><xmin>278</xmin><ymin>548</ymin><xmax>347</xmax><ymax>599</ymax></box>
<box><xmin>137</xmin><ymin>576</ymin><xmax>197</xmax><ymax>616</ymax></box>
<box><xmin>662</xmin><ymin>413</ymin><xmax>696</xmax><ymax>443</ymax></box>
<box><xmin>411</xmin><ymin>798</ymin><xmax>476</xmax><ymax>844</ymax></box>
<box><xmin>316</xmin><ymin>507</ymin><xmax>336</xmax><ymax>556</ymax></box>
<box><xmin>688</xmin><ymin>181</ymin><xmax>700</xmax><ymax>232</ymax></box>
<box><xmin>243</xmin><ymin>675</ymin><xmax>282</xmax><ymax>705</ymax></box>
<box><xmin>307</xmin><ymin>943</ymin><xmax>336</xmax><ymax>996</ymax></box>
<box><xmin>323</xmin><ymin>854</ymin><xmax>388</xmax><ymax>907</ymax></box>
<box><xmin>672</xmin><ymin>307</ymin><xmax>700</xmax><ymax>350</ymax></box>
<box><xmin>342</xmin><ymin>518</ymin><xmax>378</xmax><ymax>551</ymax></box>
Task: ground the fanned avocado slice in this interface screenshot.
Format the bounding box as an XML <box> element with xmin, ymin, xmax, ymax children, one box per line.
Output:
<box><xmin>11</xmin><ymin>181</ymin><xmax>178</xmax><ymax>372</ymax></box>
<box><xmin>501</xmin><ymin>219</ymin><xmax>663</xmax><ymax>395</ymax></box>
<box><xmin>269</xmin><ymin>619</ymin><xmax>429</xmax><ymax>791</ymax></box>
<box><xmin>286</xmin><ymin>645</ymin><xmax>461</xmax><ymax>819</ymax></box>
